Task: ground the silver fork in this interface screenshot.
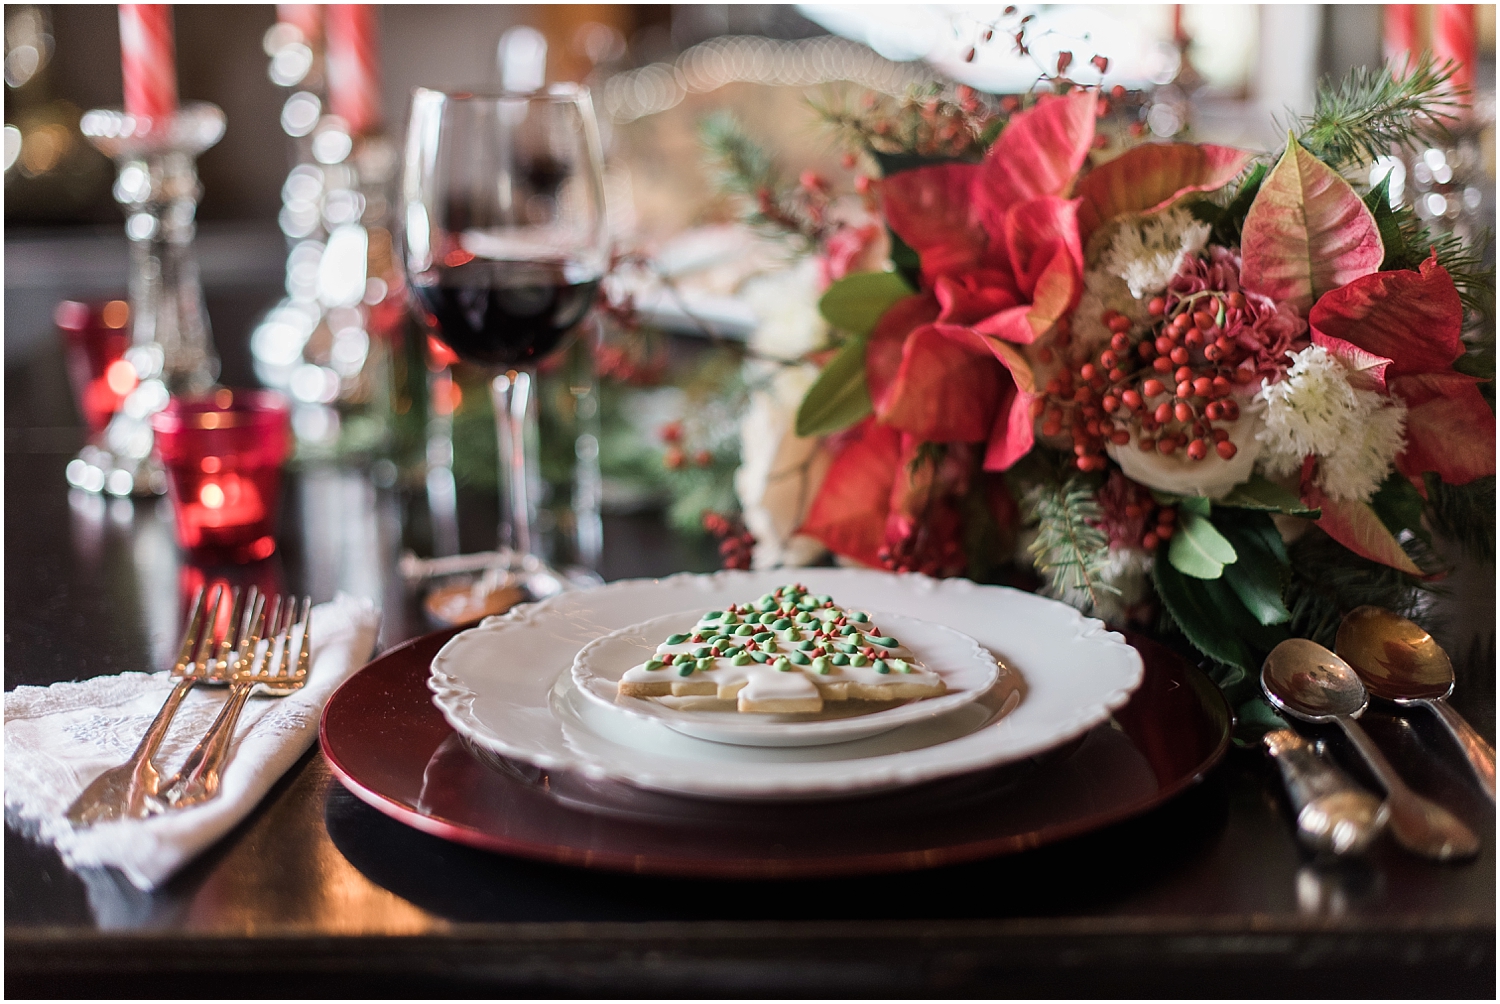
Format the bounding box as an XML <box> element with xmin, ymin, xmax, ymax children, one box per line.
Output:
<box><xmin>65</xmin><ymin>585</ymin><xmax>245</xmax><ymax>826</ymax></box>
<box><xmin>160</xmin><ymin>595</ymin><xmax>312</xmax><ymax>809</ymax></box>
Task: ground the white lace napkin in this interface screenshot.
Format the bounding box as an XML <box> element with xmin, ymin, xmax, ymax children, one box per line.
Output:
<box><xmin>4</xmin><ymin>593</ymin><xmax>380</xmax><ymax>891</ymax></box>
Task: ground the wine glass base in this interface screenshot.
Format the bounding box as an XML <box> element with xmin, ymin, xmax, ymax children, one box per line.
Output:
<box><xmin>412</xmin><ymin>549</ymin><xmax>602</xmax><ymax>628</ymax></box>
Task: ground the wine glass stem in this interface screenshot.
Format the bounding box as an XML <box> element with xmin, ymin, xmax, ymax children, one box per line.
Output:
<box><xmin>491</xmin><ymin>369</ymin><xmax>539</xmax><ymax>561</ymax></box>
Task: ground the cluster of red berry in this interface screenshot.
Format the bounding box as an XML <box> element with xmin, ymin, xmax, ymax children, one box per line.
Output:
<box><xmin>1095</xmin><ymin>470</ymin><xmax>1178</xmax><ymax>552</ymax></box>
<box><xmin>702</xmin><ymin>511</ymin><xmax>756</xmax><ymax>570</ymax></box>
<box><xmin>1039</xmin><ymin>290</ymin><xmax>1258</xmax><ymax>472</ymax></box>
<box><xmin>660</xmin><ymin>422</ymin><xmax>713</xmax><ymax>470</ymax></box>
<box><xmin>877</xmin><ymin>517</ymin><xmax>967</xmax><ymax>579</ymax></box>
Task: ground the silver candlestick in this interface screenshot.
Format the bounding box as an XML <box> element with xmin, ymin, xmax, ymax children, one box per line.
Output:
<box><xmin>69</xmin><ymin>102</ymin><xmax>224</xmax><ymax>497</ymax></box>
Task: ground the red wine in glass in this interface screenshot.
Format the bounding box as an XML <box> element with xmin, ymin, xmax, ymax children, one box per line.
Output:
<box><xmin>414</xmin><ymin>258</ymin><xmax>601</xmax><ymax>368</ymax></box>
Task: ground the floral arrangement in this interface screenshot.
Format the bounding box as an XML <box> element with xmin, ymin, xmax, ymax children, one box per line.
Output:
<box><xmin>704</xmin><ymin>55</ymin><xmax>1494</xmax><ymax>732</ymax></box>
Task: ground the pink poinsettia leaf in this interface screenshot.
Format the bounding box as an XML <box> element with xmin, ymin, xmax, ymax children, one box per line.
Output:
<box><xmin>933</xmin><ymin>272</ymin><xmax>1020</xmax><ymax>327</ymax></box>
<box><xmin>875</xmin><ymin>323</ymin><xmax>1001</xmax><ymax>442</ymax></box>
<box><xmin>976</xmin><ymin>90</ymin><xmax>1097</xmax><ymax>228</ymax></box>
<box><xmin>1002</xmin><ymin>196</ymin><xmax>1083</xmax><ymax>299</ymax></box>
<box><xmin>1240</xmin><ymin>138</ymin><xmax>1384</xmax><ymax>312</ymax></box>
<box><xmin>1311</xmin><ymin>330</ymin><xmax>1393</xmax><ymax>392</ymax></box>
<box><xmin>1303</xmin><ymin>478</ymin><xmax>1425</xmax><ymax>577</ymax></box>
<box><xmin>1074</xmin><ymin>142</ymin><xmax>1253</xmax><ymax>238</ymax></box>
<box><xmin>983</xmin><ymin>380</ymin><xmax>1038</xmax><ymax>471</ymax></box>
<box><xmin>1391</xmin><ymin>373</ymin><xmax>1496</xmax><ymax>484</ymax></box>
<box><xmin>879</xmin><ymin>163</ymin><xmax>988</xmax><ymax>283</ymax></box>
<box><xmin>865</xmin><ymin>293</ymin><xmax>940</xmax><ymax>408</ymax></box>
<box><xmin>798</xmin><ymin>419</ymin><xmax>901</xmax><ymax>568</ymax></box>
<box><xmin>1308</xmin><ymin>253</ymin><xmax>1465</xmax><ymax>376</ymax></box>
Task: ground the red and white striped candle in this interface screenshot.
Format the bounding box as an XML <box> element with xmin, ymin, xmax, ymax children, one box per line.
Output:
<box><xmin>1382</xmin><ymin>4</ymin><xmax>1420</xmax><ymax>66</ymax></box>
<box><xmin>326</xmin><ymin>4</ymin><xmax>381</xmax><ymax>135</ymax></box>
<box><xmin>118</xmin><ymin>4</ymin><xmax>178</xmax><ymax>123</ymax></box>
<box><xmin>1434</xmin><ymin>4</ymin><xmax>1477</xmax><ymax>100</ymax></box>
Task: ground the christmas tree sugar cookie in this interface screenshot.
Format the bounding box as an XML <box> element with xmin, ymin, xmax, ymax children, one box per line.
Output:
<box><xmin>616</xmin><ymin>583</ymin><xmax>946</xmax><ymax>713</ymax></box>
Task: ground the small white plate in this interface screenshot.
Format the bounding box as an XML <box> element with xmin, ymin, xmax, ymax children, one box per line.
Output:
<box><xmin>428</xmin><ymin>569</ymin><xmax>1144</xmax><ymax>801</ymax></box>
<box><xmin>572</xmin><ymin>610</ymin><xmax>1001</xmax><ymax>747</ymax></box>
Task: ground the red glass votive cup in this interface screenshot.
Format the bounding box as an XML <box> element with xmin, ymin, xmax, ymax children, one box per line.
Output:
<box><xmin>55</xmin><ymin>299</ymin><xmax>135</xmax><ymax>434</ymax></box>
<box><xmin>151</xmin><ymin>389</ymin><xmax>293</xmax><ymax>563</ymax></box>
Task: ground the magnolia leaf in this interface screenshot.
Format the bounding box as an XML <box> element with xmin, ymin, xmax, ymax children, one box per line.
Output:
<box><xmin>1075</xmin><ymin>142</ymin><xmax>1252</xmax><ymax>237</ymax></box>
<box><xmin>1168</xmin><ymin>509</ymin><xmax>1238</xmax><ymax>579</ymax></box>
<box><xmin>818</xmin><ymin>271</ymin><xmax>915</xmax><ymax>337</ymax></box>
<box><xmin>1370</xmin><ymin>471</ymin><xmax>1430</xmax><ymax>543</ymax></box>
<box><xmin>1239</xmin><ymin>135</ymin><xmax>1384</xmax><ymax>313</ymax></box>
<box><xmin>1217</xmin><ymin>474</ymin><xmax>1320</xmax><ymax>516</ymax></box>
<box><xmin>1363</xmin><ymin>175</ymin><xmax>1407</xmax><ymax>269</ymax></box>
<box><xmin>1153</xmin><ymin>560</ymin><xmax>1254</xmax><ymax>672</ymax></box>
<box><xmin>1152</xmin><ymin>491</ymin><xmax>1211</xmax><ymax>516</ymax></box>
<box><xmin>1217</xmin><ymin>514</ymin><xmax>1292</xmax><ymax>626</ymax></box>
<box><xmin>795</xmin><ymin>336</ymin><xmax>872</xmax><ymax>437</ymax></box>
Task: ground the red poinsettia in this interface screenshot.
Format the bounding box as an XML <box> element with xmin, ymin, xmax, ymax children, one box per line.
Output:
<box><xmin>1310</xmin><ymin>252</ymin><xmax>1495</xmax><ymax>487</ymax></box>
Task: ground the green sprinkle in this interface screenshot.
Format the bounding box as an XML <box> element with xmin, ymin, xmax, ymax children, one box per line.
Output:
<box><xmin>768</xmin><ymin>617</ymin><xmax>788</xmax><ymax>630</ymax></box>
<box><xmin>674</xmin><ymin>652</ymin><xmax>693</xmax><ymax>665</ymax></box>
<box><xmin>774</xmin><ymin>657</ymin><xmax>792</xmax><ymax>672</ymax></box>
<box><xmin>851</xmin><ymin>653</ymin><xmax>869</xmax><ymax>667</ymax></box>
<box><xmin>795</xmin><ymin>611</ymin><xmax>813</xmax><ymax>624</ymax></box>
<box><xmin>850</xmin><ymin>611</ymin><xmax>869</xmax><ymax>623</ymax></box>
<box><xmin>783</xmin><ymin>629</ymin><xmax>802</xmax><ymax>644</ymax></box>
<box><xmin>730</xmin><ymin>652</ymin><xmax>752</xmax><ymax>666</ymax></box>
<box><xmin>696</xmin><ymin>657</ymin><xmax>713</xmax><ymax>671</ymax></box>
<box><xmin>790</xmin><ymin>650</ymin><xmax>811</xmax><ymax>665</ymax></box>
<box><xmin>840</xmin><ymin>625</ymin><xmax>858</xmax><ymax>636</ymax></box>
<box><xmin>703</xmin><ymin>610</ymin><xmax>722</xmax><ymax>620</ymax></box>
<box><xmin>831</xmin><ymin>653</ymin><xmax>849</xmax><ymax>666</ymax></box>
<box><xmin>763</xmin><ymin>640</ymin><xmax>778</xmax><ymax>653</ymax></box>
<box><xmin>735</xmin><ymin>625</ymin><xmax>755</xmax><ymax>636</ymax></box>
<box><xmin>889</xmin><ymin>659</ymin><xmax>909</xmax><ymax>672</ymax></box>
<box><xmin>812</xmin><ymin>656</ymin><xmax>831</xmax><ymax>674</ymax></box>
<box><xmin>836</xmin><ymin>642</ymin><xmax>858</xmax><ymax>654</ymax></box>
<box><xmin>693</xmin><ymin>646</ymin><xmax>712</xmax><ymax>659</ymax></box>
<box><xmin>874</xmin><ymin>660</ymin><xmax>890</xmax><ymax>674</ymax></box>
<box><xmin>751</xmin><ymin>651</ymin><xmax>771</xmax><ymax>663</ymax></box>
<box><xmin>797</xmin><ymin>599</ymin><xmax>817</xmax><ymax>611</ymax></box>
<box><xmin>644</xmin><ymin>659</ymin><xmax>664</xmax><ymax>671</ymax></box>
<box><xmin>815</xmin><ymin>594</ymin><xmax>832</xmax><ymax>604</ymax></box>
<box><xmin>755</xmin><ymin>597</ymin><xmax>776</xmax><ymax>612</ymax></box>
<box><xmin>871</xmin><ymin>635</ymin><xmax>898</xmax><ymax>648</ymax></box>
<box><xmin>722</xmin><ymin>612</ymin><xmax>739</xmax><ymax>625</ymax></box>
<box><xmin>666</xmin><ymin>633</ymin><xmax>689</xmax><ymax>645</ymax></box>
<box><xmin>797</xmin><ymin>639</ymin><xmax>816</xmax><ymax>651</ymax></box>
<box><xmin>678</xmin><ymin>665</ymin><xmax>694</xmax><ymax>677</ymax></box>
<box><xmin>754</xmin><ymin>631</ymin><xmax>773</xmax><ymax>643</ymax></box>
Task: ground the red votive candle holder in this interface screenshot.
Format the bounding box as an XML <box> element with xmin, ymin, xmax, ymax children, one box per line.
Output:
<box><xmin>56</xmin><ymin>299</ymin><xmax>134</xmax><ymax>434</ymax></box>
<box><xmin>151</xmin><ymin>389</ymin><xmax>292</xmax><ymax>563</ymax></box>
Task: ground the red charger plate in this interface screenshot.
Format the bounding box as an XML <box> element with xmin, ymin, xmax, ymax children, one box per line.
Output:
<box><xmin>320</xmin><ymin>628</ymin><xmax>1231</xmax><ymax>879</ymax></box>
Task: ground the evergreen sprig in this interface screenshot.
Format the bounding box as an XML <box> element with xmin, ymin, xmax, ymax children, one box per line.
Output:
<box><xmin>1289</xmin><ymin>54</ymin><xmax>1466</xmax><ymax>170</ymax></box>
<box><xmin>1283</xmin><ymin>531</ymin><xmax>1431</xmax><ymax>651</ymax></box>
<box><xmin>698</xmin><ymin>112</ymin><xmax>824</xmax><ymax>249</ymax></box>
<box><xmin>1425</xmin><ymin>474</ymin><xmax>1497</xmax><ymax>561</ymax></box>
<box><xmin>1023</xmin><ymin>476</ymin><xmax>1116</xmax><ymax>612</ymax></box>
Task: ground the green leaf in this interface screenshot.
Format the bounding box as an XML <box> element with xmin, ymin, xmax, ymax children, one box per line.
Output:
<box><xmin>794</xmin><ymin>335</ymin><xmax>872</xmax><ymax>437</ymax></box>
<box><xmin>1204</xmin><ymin>161</ymin><xmax>1267</xmax><ymax>247</ymax></box>
<box><xmin>1153</xmin><ymin>491</ymin><xmax>1211</xmax><ymax>515</ymax></box>
<box><xmin>1370</xmin><ymin>470</ymin><xmax>1429</xmax><ymax>543</ymax></box>
<box><xmin>1364</xmin><ymin>174</ymin><xmax>1408</xmax><ymax>270</ymax></box>
<box><xmin>817</xmin><ymin>271</ymin><xmax>914</xmax><ymax>337</ymax></box>
<box><xmin>1217</xmin><ymin>474</ymin><xmax>1320</xmax><ymax>516</ymax></box>
<box><xmin>1168</xmin><ymin>509</ymin><xmax>1238</xmax><ymax>579</ymax></box>
<box><xmin>1217</xmin><ymin>513</ymin><xmax>1292</xmax><ymax>626</ymax></box>
<box><xmin>1155</xmin><ymin>559</ymin><xmax>1292</xmax><ymax>674</ymax></box>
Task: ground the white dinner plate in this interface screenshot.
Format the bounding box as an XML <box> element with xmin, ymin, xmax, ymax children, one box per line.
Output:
<box><xmin>572</xmin><ymin>609</ymin><xmax>1001</xmax><ymax>747</ymax></box>
<box><xmin>428</xmin><ymin>569</ymin><xmax>1144</xmax><ymax>801</ymax></box>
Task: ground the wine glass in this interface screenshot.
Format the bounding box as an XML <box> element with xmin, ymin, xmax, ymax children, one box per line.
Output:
<box><xmin>402</xmin><ymin>84</ymin><xmax>607</xmax><ymax>601</ymax></box>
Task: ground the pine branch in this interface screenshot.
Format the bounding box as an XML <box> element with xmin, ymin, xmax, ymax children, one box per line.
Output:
<box><xmin>1283</xmin><ymin>531</ymin><xmax>1432</xmax><ymax>650</ymax></box>
<box><xmin>1425</xmin><ymin>474</ymin><xmax>1496</xmax><ymax>561</ymax></box>
<box><xmin>1023</xmin><ymin>476</ymin><xmax>1117</xmax><ymax>612</ymax></box>
<box><xmin>1289</xmin><ymin>54</ymin><xmax>1466</xmax><ymax>170</ymax></box>
<box><xmin>698</xmin><ymin>112</ymin><xmax>817</xmax><ymax>248</ymax></box>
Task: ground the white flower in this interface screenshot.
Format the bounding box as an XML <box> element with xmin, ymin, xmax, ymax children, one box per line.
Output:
<box><xmin>1255</xmin><ymin>345</ymin><xmax>1407</xmax><ymax>502</ymax></box>
<box><xmin>1105</xmin><ymin>397</ymin><xmax>1264</xmax><ymax>499</ymax></box>
<box><xmin>738</xmin><ymin>259</ymin><xmax>830</xmax><ymax>362</ymax></box>
<box><xmin>1099</xmin><ymin>206</ymin><xmax>1211</xmax><ymax>300</ymax></box>
<box><xmin>734</xmin><ymin>360</ymin><xmax>832</xmax><ymax>569</ymax></box>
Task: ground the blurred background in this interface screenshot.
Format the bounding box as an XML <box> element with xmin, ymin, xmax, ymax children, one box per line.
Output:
<box><xmin>5</xmin><ymin>4</ymin><xmax>1495</xmax><ymax>638</ymax></box>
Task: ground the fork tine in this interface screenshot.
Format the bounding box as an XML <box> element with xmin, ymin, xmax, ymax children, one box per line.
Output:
<box><xmin>274</xmin><ymin>597</ymin><xmax>296</xmax><ymax>678</ymax></box>
<box><xmin>213</xmin><ymin>587</ymin><xmax>246</xmax><ymax>676</ymax></box>
<box><xmin>292</xmin><ymin>597</ymin><xmax>313</xmax><ymax>680</ymax></box>
<box><xmin>173</xmin><ymin>587</ymin><xmax>208</xmax><ymax>674</ymax></box>
<box><xmin>193</xmin><ymin>586</ymin><xmax>225</xmax><ymax>672</ymax></box>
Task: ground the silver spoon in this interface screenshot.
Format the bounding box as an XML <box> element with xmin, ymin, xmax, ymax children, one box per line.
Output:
<box><xmin>1336</xmin><ymin>605</ymin><xmax>1495</xmax><ymax>802</ymax></box>
<box><xmin>1261</xmin><ymin>638</ymin><xmax>1480</xmax><ymax>862</ymax></box>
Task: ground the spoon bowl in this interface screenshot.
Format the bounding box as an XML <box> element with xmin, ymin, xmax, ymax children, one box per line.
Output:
<box><xmin>1335</xmin><ymin>606</ymin><xmax>1453</xmax><ymax>703</ymax></box>
<box><xmin>1262</xmin><ymin>638</ymin><xmax>1369</xmax><ymax>723</ymax></box>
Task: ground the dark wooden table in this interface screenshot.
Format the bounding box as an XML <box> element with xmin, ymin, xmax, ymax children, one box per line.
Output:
<box><xmin>5</xmin><ymin>232</ymin><xmax>1495</xmax><ymax>996</ymax></box>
